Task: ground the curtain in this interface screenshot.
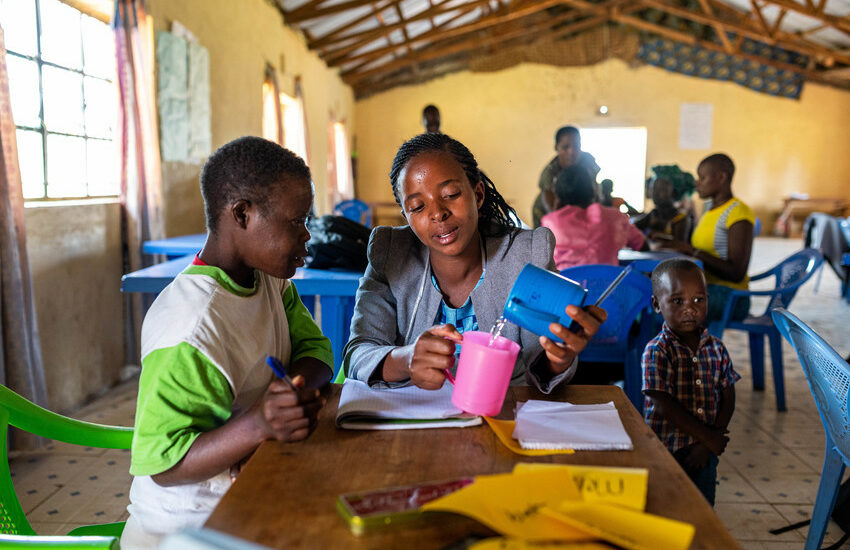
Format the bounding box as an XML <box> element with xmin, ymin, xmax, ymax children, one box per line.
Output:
<box><xmin>328</xmin><ymin>120</ymin><xmax>353</xmax><ymax>209</ymax></box>
<box><xmin>263</xmin><ymin>63</ymin><xmax>284</xmax><ymax>145</ymax></box>
<box><xmin>294</xmin><ymin>76</ymin><xmax>310</xmax><ymax>166</ymax></box>
<box><xmin>114</xmin><ymin>0</ymin><xmax>165</xmax><ymax>366</ymax></box>
<box><xmin>0</xmin><ymin>27</ymin><xmax>48</xmax><ymax>448</ymax></box>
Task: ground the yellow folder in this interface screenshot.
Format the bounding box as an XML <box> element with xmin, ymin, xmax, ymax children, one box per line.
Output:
<box><xmin>422</xmin><ymin>469</ymin><xmax>594</xmax><ymax>541</ymax></box>
<box><xmin>513</xmin><ymin>463</ymin><xmax>648</xmax><ymax>511</ymax></box>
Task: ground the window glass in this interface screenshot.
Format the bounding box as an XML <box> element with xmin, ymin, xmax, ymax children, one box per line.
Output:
<box><xmin>0</xmin><ymin>0</ymin><xmax>38</xmax><ymax>56</ymax></box>
<box><xmin>86</xmin><ymin>138</ymin><xmax>115</xmax><ymax>196</ymax></box>
<box><xmin>82</xmin><ymin>14</ymin><xmax>114</xmax><ymax>79</ymax></box>
<box><xmin>39</xmin><ymin>0</ymin><xmax>83</xmax><ymax>69</ymax></box>
<box><xmin>16</xmin><ymin>129</ymin><xmax>45</xmax><ymax>199</ymax></box>
<box><xmin>42</xmin><ymin>65</ymin><xmax>84</xmax><ymax>134</ymax></box>
<box><xmin>85</xmin><ymin>76</ymin><xmax>113</xmax><ymax>138</ymax></box>
<box><xmin>7</xmin><ymin>0</ymin><xmax>118</xmax><ymax>200</ymax></box>
<box><xmin>6</xmin><ymin>56</ymin><xmax>40</xmax><ymax>128</ymax></box>
<box><xmin>46</xmin><ymin>133</ymin><xmax>86</xmax><ymax>198</ymax></box>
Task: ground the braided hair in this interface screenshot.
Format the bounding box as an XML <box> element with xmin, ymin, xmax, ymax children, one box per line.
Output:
<box><xmin>389</xmin><ymin>133</ymin><xmax>517</xmax><ymax>238</ymax></box>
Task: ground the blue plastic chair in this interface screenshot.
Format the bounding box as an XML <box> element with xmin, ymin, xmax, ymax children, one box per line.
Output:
<box><xmin>709</xmin><ymin>248</ymin><xmax>823</xmax><ymax>412</ymax></box>
<box><xmin>772</xmin><ymin>308</ymin><xmax>850</xmax><ymax>550</ymax></box>
<box><xmin>560</xmin><ymin>265</ymin><xmax>654</xmax><ymax>412</ymax></box>
<box><xmin>334</xmin><ymin>199</ymin><xmax>371</xmax><ymax>227</ymax></box>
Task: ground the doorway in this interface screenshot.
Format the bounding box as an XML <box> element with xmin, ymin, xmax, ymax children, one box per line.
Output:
<box><xmin>580</xmin><ymin>127</ymin><xmax>648</xmax><ymax>212</ymax></box>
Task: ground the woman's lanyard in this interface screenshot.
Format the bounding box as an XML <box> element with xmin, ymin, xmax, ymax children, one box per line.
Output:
<box><xmin>404</xmin><ymin>236</ymin><xmax>487</xmax><ymax>342</ymax></box>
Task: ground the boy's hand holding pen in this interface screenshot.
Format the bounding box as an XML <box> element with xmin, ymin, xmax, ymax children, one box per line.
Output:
<box><xmin>254</xmin><ymin>356</ymin><xmax>325</xmax><ymax>443</ymax></box>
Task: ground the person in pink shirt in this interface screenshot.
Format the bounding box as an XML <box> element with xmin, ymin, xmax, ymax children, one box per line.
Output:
<box><xmin>541</xmin><ymin>165</ymin><xmax>647</xmax><ymax>271</ymax></box>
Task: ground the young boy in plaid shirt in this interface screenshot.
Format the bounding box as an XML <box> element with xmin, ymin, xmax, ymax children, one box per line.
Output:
<box><xmin>642</xmin><ymin>259</ymin><xmax>740</xmax><ymax>505</ymax></box>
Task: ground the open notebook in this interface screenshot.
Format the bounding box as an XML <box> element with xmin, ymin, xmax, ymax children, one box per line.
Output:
<box><xmin>512</xmin><ymin>400</ymin><xmax>633</xmax><ymax>451</ymax></box>
<box><xmin>335</xmin><ymin>379</ymin><xmax>482</xmax><ymax>430</ymax></box>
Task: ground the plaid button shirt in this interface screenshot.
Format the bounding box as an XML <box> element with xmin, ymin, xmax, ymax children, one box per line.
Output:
<box><xmin>642</xmin><ymin>323</ymin><xmax>741</xmax><ymax>453</ymax></box>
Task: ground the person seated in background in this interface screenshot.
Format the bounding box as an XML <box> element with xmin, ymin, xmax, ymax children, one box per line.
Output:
<box><xmin>541</xmin><ymin>164</ymin><xmax>647</xmax><ymax>271</ymax></box>
<box><xmin>662</xmin><ymin>154</ymin><xmax>754</xmax><ymax>324</ymax></box>
<box><xmin>600</xmin><ymin>178</ymin><xmax>639</xmax><ymax>216</ymax></box>
<box><xmin>421</xmin><ymin>104</ymin><xmax>441</xmax><ymax>133</ymax></box>
<box><xmin>532</xmin><ymin>126</ymin><xmax>600</xmax><ymax>227</ymax></box>
<box><xmin>633</xmin><ymin>165</ymin><xmax>696</xmax><ymax>243</ymax></box>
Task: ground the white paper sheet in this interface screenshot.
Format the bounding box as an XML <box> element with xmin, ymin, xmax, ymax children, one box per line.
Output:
<box><xmin>678</xmin><ymin>103</ymin><xmax>713</xmax><ymax>150</ymax></box>
<box><xmin>512</xmin><ymin>400</ymin><xmax>633</xmax><ymax>450</ymax></box>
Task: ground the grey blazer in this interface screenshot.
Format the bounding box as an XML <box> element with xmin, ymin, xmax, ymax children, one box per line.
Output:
<box><xmin>343</xmin><ymin>225</ymin><xmax>576</xmax><ymax>389</ymax></box>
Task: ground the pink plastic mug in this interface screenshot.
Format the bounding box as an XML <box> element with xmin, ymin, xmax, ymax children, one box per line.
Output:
<box><xmin>451</xmin><ymin>331</ymin><xmax>521</xmax><ymax>416</ymax></box>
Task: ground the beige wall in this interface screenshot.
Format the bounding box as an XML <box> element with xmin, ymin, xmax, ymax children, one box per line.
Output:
<box><xmin>354</xmin><ymin>58</ymin><xmax>850</xmax><ymax>226</ymax></box>
<box><xmin>24</xmin><ymin>202</ymin><xmax>125</xmax><ymax>412</ymax></box>
<box><xmin>23</xmin><ymin>0</ymin><xmax>354</xmax><ymax>411</ymax></box>
<box><xmin>149</xmin><ymin>0</ymin><xmax>356</xmax><ymax>224</ymax></box>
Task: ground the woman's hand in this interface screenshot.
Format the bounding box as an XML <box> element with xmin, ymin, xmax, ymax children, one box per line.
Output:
<box><xmin>540</xmin><ymin>305</ymin><xmax>607</xmax><ymax>374</ymax></box>
<box><xmin>406</xmin><ymin>324</ymin><xmax>462</xmax><ymax>390</ymax></box>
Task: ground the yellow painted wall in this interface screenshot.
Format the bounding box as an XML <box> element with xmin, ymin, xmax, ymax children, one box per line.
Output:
<box><xmin>149</xmin><ymin>0</ymin><xmax>355</xmax><ymax>224</ymax></box>
<box><xmin>354</xmin><ymin>58</ymin><xmax>850</xmax><ymax>226</ymax></box>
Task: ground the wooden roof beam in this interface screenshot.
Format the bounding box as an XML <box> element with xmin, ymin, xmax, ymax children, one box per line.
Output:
<box><xmin>352</xmin><ymin>16</ymin><xmax>613</xmax><ymax>95</ymax></box>
<box><xmin>757</xmin><ymin>0</ymin><xmax>850</xmax><ymax>36</ymax></box>
<box><xmin>615</xmin><ymin>12</ymin><xmax>846</xmax><ymax>82</ymax></box>
<box><xmin>307</xmin><ymin>0</ymin><xmax>399</xmax><ymax>50</ymax></box>
<box><xmin>315</xmin><ymin>0</ymin><xmax>485</xmax><ymax>54</ymax></box>
<box><xmin>638</xmin><ymin>0</ymin><xmax>850</xmax><ymax>66</ymax></box>
<box><xmin>344</xmin><ymin>12</ymin><xmax>605</xmax><ymax>84</ymax></box>
<box><xmin>770</xmin><ymin>8</ymin><xmax>788</xmax><ymax>36</ymax></box>
<box><xmin>750</xmin><ymin>0</ymin><xmax>772</xmax><ymax>35</ymax></box>
<box><xmin>697</xmin><ymin>0</ymin><xmax>735</xmax><ymax>52</ymax></box>
<box><xmin>328</xmin><ymin>0</ymin><xmax>568</xmax><ymax>67</ymax></box>
<box><xmin>285</xmin><ymin>0</ymin><xmax>382</xmax><ymax>24</ymax></box>
<box><xmin>328</xmin><ymin>2</ymin><xmax>485</xmax><ymax>67</ymax></box>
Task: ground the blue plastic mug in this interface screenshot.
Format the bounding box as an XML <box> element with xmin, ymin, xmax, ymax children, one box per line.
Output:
<box><xmin>502</xmin><ymin>264</ymin><xmax>587</xmax><ymax>343</ymax></box>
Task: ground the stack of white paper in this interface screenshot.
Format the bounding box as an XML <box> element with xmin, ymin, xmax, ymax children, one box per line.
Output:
<box><xmin>512</xmin><ymin>400</ymin><xmax>633</xmax><ymax>450</ymax></box>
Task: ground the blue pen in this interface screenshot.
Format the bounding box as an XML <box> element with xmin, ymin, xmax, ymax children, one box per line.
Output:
<box><xmin>266</xmin><ymin>356</ymin><xmax>297</xmax><ymax>391</ymax></box>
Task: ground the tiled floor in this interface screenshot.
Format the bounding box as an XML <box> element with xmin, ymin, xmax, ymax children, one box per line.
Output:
<box><xmin>8</xmin><ymin>237</ymin><xmax>850</xmax><ymax>548</ymax></box>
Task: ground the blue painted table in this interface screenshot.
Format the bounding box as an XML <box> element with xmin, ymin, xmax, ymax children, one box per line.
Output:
<box><xmin>122</xmin><ymin>253</ymin><xmax>362</xmax><ymax>376</ymax></box>
<box><xmin>143</xmin><ymin>233</ymin><xmax>206</xmax><ymax>259</ymax></box>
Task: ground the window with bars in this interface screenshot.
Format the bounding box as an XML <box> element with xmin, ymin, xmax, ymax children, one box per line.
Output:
<box><xmin>1</xmin><ymin>0</ymin><xmax>117</xmax><ymax>200</ymax></box>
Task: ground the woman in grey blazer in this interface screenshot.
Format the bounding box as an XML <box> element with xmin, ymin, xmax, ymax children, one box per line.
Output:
<box><xmin>342</xmin><ymin>133</ymin><xmax>605</xmax><ymax>392</ymax></box>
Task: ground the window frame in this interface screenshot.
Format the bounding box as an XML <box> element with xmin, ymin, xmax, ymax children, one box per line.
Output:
<box><xmin>6</xmin><ymin>0</ymin><xmax>117</xmax><ymax>202</ymax></box>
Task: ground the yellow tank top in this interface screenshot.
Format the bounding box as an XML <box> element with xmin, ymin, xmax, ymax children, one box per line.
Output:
<box><xmin>690</xmin><ymin>198</ymin><xmax>755</xmax><ymax>290</ymax></box>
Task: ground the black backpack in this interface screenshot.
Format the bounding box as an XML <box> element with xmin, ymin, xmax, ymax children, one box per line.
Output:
<box><xmin>305</xmin><ymin>215</ymin><xmax>370</xmax><ymax>271</ymax></box>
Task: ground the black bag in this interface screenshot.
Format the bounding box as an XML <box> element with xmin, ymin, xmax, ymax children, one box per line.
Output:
<box><xmin>305</xmin><ymin>215</ymin><xmax>370</xmax><ymax>271</ymax></box>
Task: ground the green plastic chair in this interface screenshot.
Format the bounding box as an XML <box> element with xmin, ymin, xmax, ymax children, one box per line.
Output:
<box><xmin>0</xmin><ymin>384</ymin><xmax>133</xmax><ymax>548</ymax></box>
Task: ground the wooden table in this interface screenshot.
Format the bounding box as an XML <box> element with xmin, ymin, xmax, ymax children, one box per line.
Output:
<box><xmin>206</xmin><ymin>385</ymin><xmax>739</xmax><ymax>549</ymax></box>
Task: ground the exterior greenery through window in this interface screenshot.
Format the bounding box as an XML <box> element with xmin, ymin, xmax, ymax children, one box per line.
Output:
<box><xmin>1</xmin><ymin>0</ymin><xmax>116</xmax><ymax>200</ymax></box>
